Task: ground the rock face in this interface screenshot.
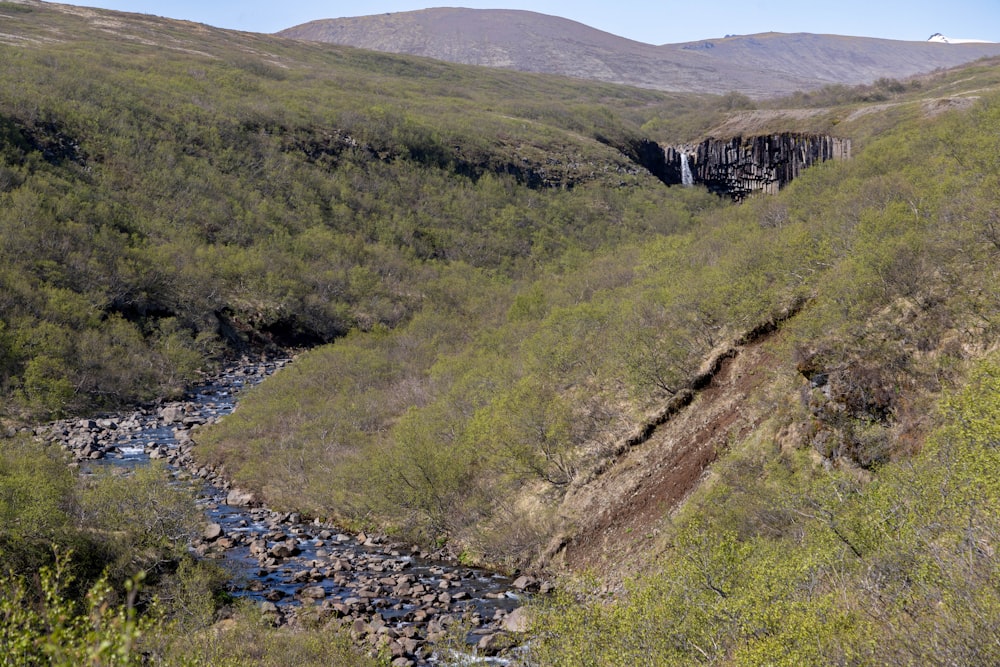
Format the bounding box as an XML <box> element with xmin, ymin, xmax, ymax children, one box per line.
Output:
<box><xmin>664</xmin><ymin>134</ymin><xmax>851</xmax><ymax>201</ymax></box>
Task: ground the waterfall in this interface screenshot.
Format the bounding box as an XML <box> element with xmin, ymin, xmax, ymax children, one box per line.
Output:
<box><xmin>680</xmin><ymin>152</ymin><xmax>694</xmax><ymax>187</ymax></box>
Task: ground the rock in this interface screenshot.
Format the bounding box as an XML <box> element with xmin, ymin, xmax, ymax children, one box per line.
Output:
<box><xmin>159</xmin><ymin>405</ymin><xmax>185</xmax><ymax>423</ymax></box>
<box><xmin>477</xmin><ymin>632</ymin><xmax>515</xmax><ymax>655</ymax></box>
<box><xmin>269</xmin><ymin>543</ymin><xmax>298</xmax><ymax>559</ymax></box>
<box><xmin>226</xmin><ymin>489</ymin><xmax>256</xmax><ymax>507</ymax></box>
<box><xmin>501</xmin><ymin>606</ymin><xmax>531</xmax><ymax>633</ymax></box>
<box><xmin>299</xmin><ymin>585</ymin><xmax>326</xmax><ymax>599</ymax></box>
<box><xmin>351</xmin><ymin>618</ymin><xmax>369</xmax><ymax>637</ymax></box>
<box><xmin>203</xmin><ymin>523</ymin><xmax>223</xmax><ymax>541</ymax></box>
<box><xmin>511</xmin><ymin>575</ymin><xmax>536</xmax><ymax>591</ymax></box>
<box><xmin>665</xmin><ymin>134</ymin><xmax>851</xmax><ymax>201</ymax></box>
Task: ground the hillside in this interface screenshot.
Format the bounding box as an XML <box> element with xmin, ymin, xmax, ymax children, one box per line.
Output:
<box><xmin>196</xmin><ymin>56</ymin><xmax>1000</xmax><ymax>663</ymax></box>
<box><xmin>0</xmin><ymin>0</ymin><xmax>727</xmax><ymax>419</ymax></box>
<box><xmin>278</xmin><ymin>8</ymin><xmax>1000</xmax><ymax>97</ymax></box>
<box><xmin>1</xmin><ymin>1</ymin><xmax>999</xmax><ymax>665</ymax></box>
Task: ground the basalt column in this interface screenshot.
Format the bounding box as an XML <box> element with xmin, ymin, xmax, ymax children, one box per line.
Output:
<box><xmin>664</xmin><ymin>134</ymin><xmax>851</xmax><ymax>201</ymax></box>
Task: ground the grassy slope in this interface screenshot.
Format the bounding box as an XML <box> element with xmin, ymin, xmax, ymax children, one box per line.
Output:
<box><xmin>2</xmin><ymin>3</ymin><xmax>999</xmax><ymax>662</ymax></box>
<box><xmin>0</xmin><ymin>0</ymin><xmax>727</xmax><ymax>420</ymax></box>
<box><xmin>200</xmin><ymin>56</ymin><xmax>999</xmax><ymax>583</ymax></box>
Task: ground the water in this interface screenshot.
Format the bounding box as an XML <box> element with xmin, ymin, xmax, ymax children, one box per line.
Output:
<box><xmin>72</xmin><ymin>358</ymin><xmax>528</xmax><ymax>665</ymax></box>
<box><xmin>681</xmin><ymin>152</ymin><xmax>694</xmax><ymax>186</ymax></box>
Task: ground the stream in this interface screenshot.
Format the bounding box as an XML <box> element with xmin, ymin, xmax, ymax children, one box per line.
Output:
<box><xmin>44</xmin><ymin>358</ymin><xmax>538</xmax><ymax>666</ymax></box>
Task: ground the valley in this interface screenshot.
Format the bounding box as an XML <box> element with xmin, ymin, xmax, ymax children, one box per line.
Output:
<box><xmin>0</xmin><ymin>1</ymin><xmax>998</xmax><ymax>665</ymax></box>
<box><xmin>44</xmin><ymin>360</ymin><xmax>531</xmax><ymax>665</ymax></box>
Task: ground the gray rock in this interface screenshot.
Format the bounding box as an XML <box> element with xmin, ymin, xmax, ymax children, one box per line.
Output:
<box><xmin>501</xmin><ymin>606</ymin><xmax>531</xmax><ymax>633</ymax></box>
<box><xmin>477</xmin><ymin>631</ymin><xmax>516</xmax><ymax>655</ymax></box>
<box><xmin>351</xmin><ymin>618</ymin><xmax>369</xmax><ymax>637</ymax></box>
<box><xmin>299</xmin><ymin>585</ymin><xmax>326</xmax><ymax>599</ymax></box>
<box><xmin>226</xmin><ymin>488</ymin><xmax>256</xmax><ymax>507</ymax></box>
<box><xmin>203</xmin><ymin>523</ymin><xmax>223</xmax><ymax>541</ymax></box>
<box><xmin>159</xmin><ymin>405</ymin><xmax>185</xmax><ymax>423</ymax></box>
<box><xmin>269</xmin><ymin>543</ymin><xmax>296</xmax><ymax>559</ymax></box>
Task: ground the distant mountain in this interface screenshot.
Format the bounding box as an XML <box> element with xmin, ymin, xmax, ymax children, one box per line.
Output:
<box><xmin>278</xmin><ymin>8</ymin><xmax>1000</xmax><ymax>97</ymax></box>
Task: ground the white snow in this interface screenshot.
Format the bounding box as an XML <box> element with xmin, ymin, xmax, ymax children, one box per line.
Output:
<box><xmin>927</xmin><ymin>32</ymin><xmax>995</xmax><ymax>44</ymax></box>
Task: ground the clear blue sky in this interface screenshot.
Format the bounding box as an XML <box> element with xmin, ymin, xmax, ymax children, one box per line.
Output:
<box><xmin>52</xmin><ymin>1</ymin><xmax>1000</xmax><ymax>44</ymax></box>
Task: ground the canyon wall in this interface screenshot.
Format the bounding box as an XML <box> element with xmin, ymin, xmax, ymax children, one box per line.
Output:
<box><xmin>664</xmin><ymin>134</ymin><xmax>851</xmax><ymax>200</ymax></box>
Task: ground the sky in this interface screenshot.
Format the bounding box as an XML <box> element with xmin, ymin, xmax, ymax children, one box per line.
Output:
<box><xmin>51</xmin><ymin>1</ymin><xmax>1000</xmax><ymax>45</ymax></box>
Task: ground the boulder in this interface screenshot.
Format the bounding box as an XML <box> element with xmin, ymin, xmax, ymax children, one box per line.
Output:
<box><xmin>226</xmin><ymin>489</ymin><xmax>256</xmax><ymax>507</ymax></box>
<box><xmin>203</xmin><ymin>523</ymin><xmax>224</xmax><ymax>541</ymax></box>
<box><xmin>299</xmin><ymin>585</ymin><xmax>326</xmax><ymax>599</ymax></box>
<box><xmin>477</xmin><ymin>632</ymin><xmax>515</xmax><ymax>655</ymax></box>
<box><xmin>269</xmin><ymin>543</ymin><xmax>297</xmax><ymax>559</ymax></box>
<box><xmin>501</xmin><ymin>606</ymin><xmax>531</xmax><ymax>633</ymax></box>
<box><xmin>159</xmin><ymin>405</ymin><xmax>185</xmax><ymax>423</ymax></box>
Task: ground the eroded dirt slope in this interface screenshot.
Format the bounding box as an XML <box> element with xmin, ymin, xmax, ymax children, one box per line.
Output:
<box><xmin>546</xmin><ymin>335</ymin><xmax>783</xmax><ymax>581</ymax></box>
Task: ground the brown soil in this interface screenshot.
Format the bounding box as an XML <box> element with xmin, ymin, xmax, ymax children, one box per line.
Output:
<box><xmin>549</xmin><ymin>337</ymin><xmax>780</xmax><ymax>581</ymax></box>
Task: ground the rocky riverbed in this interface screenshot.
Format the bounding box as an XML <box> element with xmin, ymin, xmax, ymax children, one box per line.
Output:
<box><xmin>38</xmin><ymin>358</ymin><xmax>545</xmax><ymax>666</ymax></box>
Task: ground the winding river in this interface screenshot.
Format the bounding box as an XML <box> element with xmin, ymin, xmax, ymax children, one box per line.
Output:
<box><xmin>51</xmin><ymin>358</ymin><xmax>533</xmax><ymax>666</ymax></box>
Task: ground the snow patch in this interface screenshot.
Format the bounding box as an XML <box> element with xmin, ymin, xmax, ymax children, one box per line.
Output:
<box><xmin>928</xmin><ymin>32</ymin><xmax>994</xmax><ymax>44</ymax></box>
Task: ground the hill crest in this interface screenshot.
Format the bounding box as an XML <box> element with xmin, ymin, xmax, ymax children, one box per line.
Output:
<box><xmin>278</xmin><ymin>8</ymin><xmax>1000</xmax><ymax>97</ymax></box>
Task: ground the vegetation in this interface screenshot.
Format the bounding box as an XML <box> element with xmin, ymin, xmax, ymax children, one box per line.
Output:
<box><xmin>0</xmin><ymin>434</ymin><xmax>380</xmax><ymax>665</ymax></box>
<box><xmin>0</xmin><ymin>0</ymin><xmax>726</xmax><ymax>421</ymax></box>
<box><xmin>1</xmin><ymin>2</ymin><xmax>999</xmax><ymax>664</ymax></box>
<box><xmin>526</xmin><ymin>354</ymin><xmax>1000</xmax><ymax>665</ymax></box>
<box><xmin>201</xmin><ymin>85</ymin><xmax>1000</xmax><ymax>569</ymax></box>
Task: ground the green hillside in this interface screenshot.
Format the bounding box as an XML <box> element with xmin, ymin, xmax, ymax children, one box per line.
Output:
<box><xmin>1</xmin><ymin>2</ymin><xmax>999</xmax><ymax>665</ymax></box>
<box><xmin>0</xmin><ymin>0</ymin><xmax>721</xmax><ymax>420</ymax></box>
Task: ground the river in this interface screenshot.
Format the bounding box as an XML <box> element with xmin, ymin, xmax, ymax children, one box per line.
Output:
<box><xmin>47</xmin><ymin>358</ymin><xmax>535</xmax><ymax>666</ymax></box>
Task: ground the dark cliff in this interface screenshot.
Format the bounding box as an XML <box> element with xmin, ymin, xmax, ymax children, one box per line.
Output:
<box><xmin>664</xmin><ymin>134</ymin><xmax>851</xmax><ymax>200</ymax></box>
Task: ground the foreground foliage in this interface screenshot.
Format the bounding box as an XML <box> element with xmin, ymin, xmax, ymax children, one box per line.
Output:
<box><xmin>0</xmin><ymin>553</ymin><xmax>147</xmax><ymax>667</ymax></box>
<box><xmin>0</xmin><ymin>436</ymin><xmax>379</xmax><ymax>666</ymax></box>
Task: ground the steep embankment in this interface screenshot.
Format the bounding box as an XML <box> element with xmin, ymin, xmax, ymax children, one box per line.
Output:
<box><xmin>550</xmin><ymin>316</ymin><xmax>795</xmax><ymax>578</ymax></box>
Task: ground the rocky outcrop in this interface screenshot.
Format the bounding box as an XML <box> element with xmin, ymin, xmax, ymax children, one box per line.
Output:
<box><xmin>664</xmin><ymin>133</ymin><xmax>851</xmax><ymax>201</ymax></box>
